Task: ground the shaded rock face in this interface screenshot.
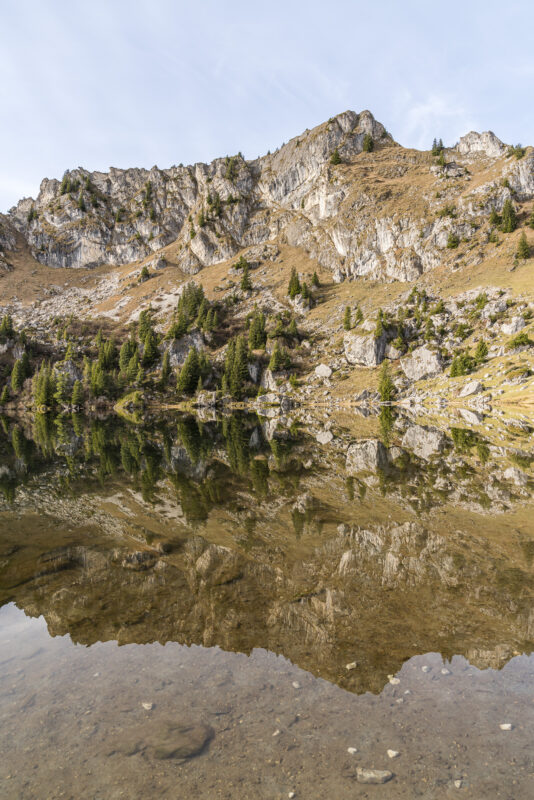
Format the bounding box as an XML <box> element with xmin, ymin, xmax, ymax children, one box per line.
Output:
<box><xmin>346</xmin><ymin>439</ymin><xmax>388</xmax><ymax>473</ymax></box>
<box><xmin>457</xmin><ymin>131</ymin><xmax>506</xmax><ymax>159</ymax></box>
<box><xmin>400</xmin><ymin>346</ymin><xmax>443</xmax><ymax>381</ymax></box>
<box><xmin>344</xmin><ymin>331</ymin><xmax>387</xmax><ymax>367</ymax></box>
<box><xmin>165</xmin><ymin>331</ymin><xmax>204</xmax><ymax>367</ymax></box>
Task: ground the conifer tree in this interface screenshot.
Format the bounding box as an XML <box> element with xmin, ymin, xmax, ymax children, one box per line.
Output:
<box><xmin>127</xmin><ymin>352</ymin><xmax>140</xmax><ymax>383</ymax></box>
<box><xmin>0</xmin><ymin>314</ymin><xmax>14</xmax><ymax>340</ymax></box>
<box><xmin>248</xmin><ymin>309</ymin><xmax>266</xmax><ymax>349</ymax></box>
<box><xmin>378</xmin><ymin>361</ymin><xmax>395</xmax><ymax>402</ymax></box>
<box><xmin>54</xmin><ymin>371</ymin><xmax>69</xmax><ymax>405</ymax></box>
<box><xmin>11</xmin><ymin>359</ymin><xmax>24</xmax><ymax>392</ymax></box>
<box><xmin>90</xmin><ymin>362</ymin><xmax>106</xmax><ymax>397</ymax></box>
<box><xmin>0</xmin><ymin>385</ymin><xmax>9</xmax><ymax>404</ymax></box>
<box><xmin>33</xmin><ymin>363</ymin><xmax>55</xmax><ymax>407</ymax></box>
<box><xmin>287</xmin><ymin>268</ymin><xmax>301</xmax><ymax>298</ymax></box>
<box><xmin>71</xmin><ymin>380</ymin><xmax>84</xmax><ymax>407</ymax></box>
<box><xmin>516</xmin><ymin>231</ymin><xmax>530</xmax><ymax>259</ymax></box>
<box><xmin>311</xmin><ymin>271</ymin><xmax>320</xmax><ymax>288</ymax></box>
<box><xmin>177</xmin><ymin>347</ymin><xmax>200</xmax><ymax>395</ymax></box>
<box><xmin>268</xmin><ymin>341</ymin><xmax>285</xmax><ymax>372</ymax></box>
<box><xmin>287</xmin><ymin>318</ymin><xmax>298</xmax><ymax>338</ymax></box>
<box><xmin>301</xmin><ymin>282</ymin><xmax>310</xmax><ymax>300</ymax></box>
<box><xmin>474</xmin><ymin>339</ymin><xmax>488</xmax><ymax>363</ymax></box>
<box><xmin>528</xmin><ymin>212</ymin><xmax>534</xmax><ymax>230</ymax></box>
<box><xmin>240</xmin><ymin>264</ymin><xmax>252</xmax><ymax>291</ymax></box>
<box><xmin>343</xmin><ymin>306</ymin><xmax>352</xmax><ymax>331</ymax></box>
<box><xmin>501</xmin><ymin>198</ymin><xmax>517</xmax><ymax>233</ymax></box>
<box><xmin>229</xmin><ymin>335</ymin><xmax>248</xmax><ymax>398</ymax></box>
<box><xmin>142</xmin><ymin>329</ymin><xmax>159</xmax><ymax>366</ymax></box>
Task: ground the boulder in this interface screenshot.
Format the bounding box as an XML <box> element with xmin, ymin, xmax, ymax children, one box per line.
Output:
<box><xmin>401</xmin><ymin>423</ymin><xmax>445</xmax><ymax>460</ymax></box>
<box><xmin>316</xmin><ymin>430</ymin><xmax>334</xmax><ymax>445</ymax></box>
<box><xmin>400</xmin><ymin>346</ymin><xmax>443</xmax><ymax>381</ymax></box>
<box><xmin>459</xmin><ymin>380</ymin><xmax>483</xmax><ymax>398</ymax></box>
<box><xmin>503</xmin><ymin>467</ymin><xmax>528</xmax><ymax>486</ymax></box>
<box><xmin>344</xmin><ymin>332</ymin><xmax>386</xmax><ymax>367</ymax></box>
<box><xmin>346</xmin><ymin>439</ymin><xmax>388</xmax><ymax>473</ymax></box>
<box><xmin>315</xmin><ymin>363</ymin><xmax>333</xmax><ymax>379</ymax></box>
<box><xmin>501</xmin><ymin>316</ymin><xmax>525</xmax><ymax>336</ymax></box>
<box><xmin>166</xmin><ymin>331</ymin><xmax>204</xmax><ymax>367</ymax></box>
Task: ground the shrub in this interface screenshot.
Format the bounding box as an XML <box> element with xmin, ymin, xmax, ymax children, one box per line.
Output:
<box><xmin>508</xmin><ymin>332</ymin><xmax>532</xmax><ymax>349</ymax></box>
<box><xmin>447</xmin><ymin>233</ymin><xmax>459</xmax><ymax>249</ymax></box>
<box><xmin>507</xmin><ymin>144</ymin><xmax>526</xmax><ymax>160</ymax></box>
<box><xmin>330</xmin><ymin>148</ymin><xmax>341</xmax><ymax>165</ymax></box>
<box><xmin>450</xmin><ymin>353</ymin><xmax>475</xmax><ymax>377</ymax></box>
<box><xmin>362</xmin><ymin>134</ymin><xmax>374</xmax><ymax>153</ymax></box>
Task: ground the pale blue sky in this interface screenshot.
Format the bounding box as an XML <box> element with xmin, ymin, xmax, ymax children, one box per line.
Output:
<box><xmin>1</xmin><ymin>0</ymin><xmax>533</xmax><ymax>210</ymax></box>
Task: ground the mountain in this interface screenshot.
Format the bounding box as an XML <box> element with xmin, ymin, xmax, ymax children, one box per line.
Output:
<box><xmin>0</xmin><ymin>109</ymin><xmax>533</xmax><ymax>413</ymax></box>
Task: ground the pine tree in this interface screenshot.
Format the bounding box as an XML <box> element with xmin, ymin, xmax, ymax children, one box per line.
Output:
<box><xmin>33</xmin><ymin>362</ymin><xmax>55</xmax><ymax>407</ymax></box>
<box><xmin>437</xmin><ymin>151</ymin><xmax>446</xmax><ymax>167</ymax></box>
<box><xmin>0</xmin><ymin>314</ymin><xmax>14</xmax><ymax>340</ymax></box>
<box><xmin>54</xmin><ymin>371</ymin><xmax>69</xmax><ymax>405</ymax></box>
<box><xmin>287</xmin><ymin>268</ymin><xmax>301</xmax><ymax>298</ymax></box>
<box><xmin>0</xmin><ymin>385</ymin><xmax>9</xmax><ymax>404</ymax></box>
<box><xmin>248</xmin><ymin>309</ymin><xmax>266</xmax><ymax>349</ymax></box>
<box><xmin>343</xmin><ymin>306</ymin><xmax>352</xmax><ymax>331</ymax></box>
<box><xmin>431</xmin><ymin>138</ymin><xmax>438</xmax><ymax>156</ymax></box>
<box><xmin>142</xmin><ymin>329</ymin><xmax>159</xmax><ymax>366</ymax></box>
<box><xmin>474</xmin><ymin>339</ymin><xmax>488</xmax><ymax>363</ymax></box>
<box><xmin>229</xmin><ymin>335</ymin><xmax>248</xmax><ymax>398</ymax></box>
<box><xmin>362</xmin><ymin>134</ymin><xmax>374</xmax><ymax>153</ymax></box>
<box><xmin>95</xmin><ymin>328</ymin><xmax>103</xmax><ymax>347</ymax></box>
<box><xmin>301</xmin><ymin>282</ymin><xmax>310</xmax><ymax>300</ymax></box>
<box><xmin>516</xmin><ymin>231</ymin><xmax>530</xmax><ymax>260</ymax></box>
<box><xmin>138</xmin><ymin>309</ymin><xmax>154</xmax><ymax>340</ymax></box>
<box><xmin>354</xmin><ymin>305</ymin><xmax>363</xmax><ymax>325</ymax></box>
<box><xmin>378</xmin><ymin>361</ymin><xmax>395</xmax><ymax>402</ymax></box>
<box><xmin>119</xmin><ymin>339</ymin><xmax>136</xmax><ymax>373</ymax></box>
<box><xmin>330</xmin><ymin>148</ymin><xmax>341</xmax><ymax>165</ymax></box>
<box><xmin>71</xmin><ymin>380</ymin><xmax>84</xmax><ymax>407</ymax></box>
<box><xmin>90</xmin><ymin>362</ymin><xmax>106</xmax><ymax>397</ymax></box>
<box><xmin>501</xmin><ymin>198</ymin><xmax>517</xmax><ymax>233</ymax></box>
<box><xmin>11</xmin><ymin>359</ymin><xmax>24</xmax><ymax>392</ymax></box>
<box><xmin>240</xmin><ymin>264</ymin><xmax>252</xmax><ymax>291</ymax></box>
<box><xmin>287</xmin><ymin>318</ymin><xmax>298</xmax><ymax>338</ymax></box>
<box><xmin>127</xmin><ymin>352</ymin><xmax>140</xmax><ymax>383</ymax></box>
<box><xmin>311</xmin><ymin>271</ymin><xmax>320</xmax><ymax>288</ymax></box>
<box><xmin>528</xmin><ymin>212</ymin><xmax>534</xmax><ymax>230</ymax></box>
<box><xmin>268</xmin><ymin>341</ymin><xmax>287</xmax><ymax>372</ymax></box>
<box><xmin>177</xmin><ymin>347</ymin><xmax>200</xmax><ymax>395</ymax></box>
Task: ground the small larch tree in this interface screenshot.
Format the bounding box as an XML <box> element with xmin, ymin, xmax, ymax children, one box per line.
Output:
<box><xmin>516</xmin><ymin>231</ymin><xmax>530</xmax><ymax>260</ymax></box>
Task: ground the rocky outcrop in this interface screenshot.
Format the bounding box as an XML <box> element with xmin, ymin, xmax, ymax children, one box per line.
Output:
<box><xmin>346</xmin><ymin>439</ymin><xmax>388</xmax><ymax>473</ymax></box>
<box><xmin>457</xmin><ymin>131</ymin><xmax>506</xmax><ymax>158</ymax></box>
<box><xmin>165</xmin><ymin>331</ymin><xmax>204</xmax><ymax>367</ymax></box>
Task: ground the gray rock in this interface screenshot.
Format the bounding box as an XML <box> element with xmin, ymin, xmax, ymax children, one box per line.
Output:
<box><xmin>501</xmin><ymin>316</ymin><xmax>525</xmax><ymax>336</ymax></box>
<box><xmin>344</xmin><ymin>331</ymin><xmax>386</xmax><ymax>367</ymax></box>
<box><xmin>401</xmin><ymin>346</ymin><xmax>443</xmax><ymax>381</ymax></box>
<box><xmin>346</xmin><ymin>440</ymin><xmax>387</xmax><ymax>473</ymax></box>
<box><xmin>315</xmin><ymin>363</ymin><xmax>333</xmax><ymax>379</ymax></box>
<box><xmin>356</xmin><ymin>768</ymin><xmax>394</xmax><ymax>785</ymax></box>
<box><xmin>316</xmin><ymin>430</ymin><xmax>334</xmax><ymax>445</ymax></box>
<box><xmin>401</xmin><ymin>423</ymin><xmax>445</xmax><ymax>460</ymax></box>
<box><xmin>457</xmin><ymin>131</ymin><xmax>506</xmax><ymax>158</ymax></box>
<box><xmin>459</xmin><ymin>380</ymin><xmax>483</xmax><ymax>398</ymax></box>
<box><xmin>166</xmin><ymin>331</ymin><xmax>204</xmax><ymax>367</ymax></box>
<box><xmin>503</xmin><ymin>467</ymin><xmax>528</xmax><ymax>486</ymax></box>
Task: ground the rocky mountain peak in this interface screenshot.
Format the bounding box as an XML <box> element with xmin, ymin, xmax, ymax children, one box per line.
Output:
<box><xmin>457</xmin><ymin>130</ymin><xmax>507</xmax><ymax>158</ymax></box>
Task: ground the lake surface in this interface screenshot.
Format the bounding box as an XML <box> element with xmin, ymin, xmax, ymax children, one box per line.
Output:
<box><xmin>1</xmin><ymin>409</ymin><xmax>533</xmax><ymax>798</ymax></box>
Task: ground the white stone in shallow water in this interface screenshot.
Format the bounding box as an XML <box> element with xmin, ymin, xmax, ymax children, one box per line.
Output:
<box><xmin>292</xmin><ymin>681</ymin><xmax>301</xmax><ymax>689</ymax></box>
<box><xmin>388</xmin><ymin>676</ymin><xmax>400</xmax><ymax>685</ymax></box>
<box><xmin>499</xmin><ymin>723</ymin><xmax>513</xmax><ymax>731</ymax></box>
<box><xmin>356</xmin><ymin>768</ymin><xmax>394</xmax><ymax>785</ymax></box>
<box><xmin>387</xmin><ymin>750</ymin><xmax>400</xmax><ymax>758</ymax></box>
<box><xmin>441</xmin><ymin>668</ymin><xmax>451</xmax><ymax>675</ymax></box>
<box><xmin>421</xmin><ymin>665</ymin><xmax>431</xmax><ymax>673</ymax></box>
<box><xmin>345</xmin><ymin>661</ymin><xmax>357</xmax><ymax>670</ymax></box>
<box><xmin>142</xmin><ymin>702</ymin><xmax>154</xmax><ymax>711</ymax></box>
<box><xmin>347</xmin><ymin>747</ymin><xmax>358</xmax><ymax>755</ymax></box>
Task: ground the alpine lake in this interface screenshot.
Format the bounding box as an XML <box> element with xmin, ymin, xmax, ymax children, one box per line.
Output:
<box><xmin>1</xmin><ymin>405</ymin><xmax>534</xmax><ymax>799</ymax></box>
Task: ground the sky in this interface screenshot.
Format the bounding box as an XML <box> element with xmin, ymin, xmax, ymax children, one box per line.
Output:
<box><xmin>1</xmin><ymin>0</ymin><xmax>533</xmax><ymax>211</ymax></box>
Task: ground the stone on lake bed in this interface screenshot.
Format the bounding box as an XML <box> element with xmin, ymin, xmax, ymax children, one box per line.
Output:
<box><xmin>113</xmin><ymin>720</ymin><xmax>214</xmax><ymax>761</ymax></box>
<box><xmin>389</xmin><ymin>676</ymin><xmax>400</xmax><ymax>685</ymax></box>
<box><xmin>292</xmin><ymin>681</ymin><xmax>301</xmax><ymax>689</ymax></box>
<box><xmin>499</xmin><ymin>723</ymin><xmax>513</xmax><ymax>731</ymax></box>
<box><xmin>142</xmin><ymin>702</ymin><xmax>154</xmax><ymax>711</ymax></box>
<box><xmin>441</xmin><ymin>668</ymin><xmax>451</xmax><ymax>675</ymax></box>
<box><xmin>356</xmin><ymin>768</ymin><xmax>394</xmax><ymax>784</ymax></box>
<box><xmin>347</xmin><ymin>747</ymin><xmax>358</xmax><ymax>755</ymax></box>
<box><xmin>421</xmin><ymin>665</ymin><xmax>431</xmax><ymax>673</ymax></box>
<box><xmin>345</xmin><ymin>661</ymin><xmax>357</xmax><ymax>670</ymax></box>
<box><xmin>387</xmin><ymin>750</ymin><xmax>400</xmax><ymax>758</ymax></box>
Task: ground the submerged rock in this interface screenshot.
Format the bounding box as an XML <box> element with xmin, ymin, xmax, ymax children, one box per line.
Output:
<box><xmin>356</xmin><ymin>768</ymin><xmax>394</xmax><ymax>784</ymax></box>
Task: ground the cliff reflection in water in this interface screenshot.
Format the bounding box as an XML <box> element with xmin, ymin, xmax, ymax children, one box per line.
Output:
<box><xmin>1</xmin><ymin>408</ymin><xmax>533</xmax><ymax>695</ymax></box>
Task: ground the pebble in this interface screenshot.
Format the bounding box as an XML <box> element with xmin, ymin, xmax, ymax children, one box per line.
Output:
<box><xmin>347</xmin><ymin>747</ymin><xmax>358</xmax><ymax>755</ymax></box>
<box><xmin>454</xmin><ymin>779</ymin><xmax>463</xmax><ymax>788</ymax></box>
<box><xmin>387</xmin><ymin>750</ymin><xmax>400</xmax><ymax>758</ymax></box>
<box><xmin>499</xmin><ymin>723</ymin><xmax>513</xmax><ymax>731</ymax></box>
<box><xmin>292</xmin><ymin>681</ymin><xmax>301</xmax><ymax>689</ymax></box>
<box><xmin>93</xmin><ymin>672</ymin><xmax>100</xmax><ymax>677</ymax></box>
<box><xmin>441</xmin><ymin>668</ymin><xmax>451</xmax><ymax>675</ymax></box>
<box><xmin>404</xmin><ymin>690</ymin><xmax>411</xmax><ymax>695</ymax></box>
<box><xmin>356</xmin><ymin>768</ymin><xmax>394</xmax><ymax>785</ymax></box>
<box><xmin>142</xmin><ymin>702</ymin><xmax>154</xmax><ymax>711</ymax></box>
<box><xmin>345</xmin><ymin>662</ymin><xmax>357</xmax><ymax>670</ymax></box>
<box><xmin>389</xmin><ymin>677</ymin><xmax>400</xmax><ymax>685</ymax></box>
<box><xmin>421</xmin><ymin>665</ymin><xmax>431</xmax><ymax>673</ymax></box>
<box><xmin>288</xmin><ymin>793</ymin><xmax>295</xmax><ymax>799</ymax></box>
<box><xmin>272</xmin><ymin>729</ymin><xmax>281</xmax><ymax>737</ymax></box>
